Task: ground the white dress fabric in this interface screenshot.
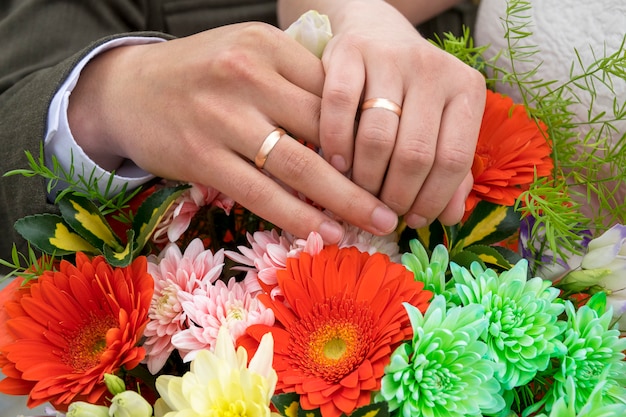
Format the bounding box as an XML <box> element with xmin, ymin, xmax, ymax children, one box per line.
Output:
<box><xmin>475</xmin><ymin>0</ymin><xmax>626</xmax><ymax>217</ymax></box>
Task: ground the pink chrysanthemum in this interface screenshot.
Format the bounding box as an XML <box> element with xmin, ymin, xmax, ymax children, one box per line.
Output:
<box><xmin>171</xmin><ymin>277</ymin><xmax>275</xmax><ymax>362</ymax></box>
<box><xmin>143</xmin><ymin>238</ymin><xmax>225</xmax><ymax>374</ymax></box>
<box><xmin>226</xmin><ymin>226</ymin><xmax>401</xmax><ymax>297</ymax></box>
<box><xmin>338</xmin><ymin>224</ymin><xmax>401</xmax><ymax>262</ymax></box>
<box><xmin>152</xmin><ymin>183</ymin><xmax>235</xmax><ymax>244</ymax></box>
<box><xmin>225</xmin><ymin>229</ymin><xmax>320</xmax><ymax>296</ymax></box>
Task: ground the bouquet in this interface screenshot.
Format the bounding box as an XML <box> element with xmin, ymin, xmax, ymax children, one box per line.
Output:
<box><xmin>1</xmin><ymin>3</ymin><xmax>625</xmax><ymax>417</ymax></box>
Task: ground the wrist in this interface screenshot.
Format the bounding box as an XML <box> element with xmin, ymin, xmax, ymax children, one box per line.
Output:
<box><xmin>68</xmin><ymin>46</ymin><xmax>134</xmax><ymax>172</ymax></box>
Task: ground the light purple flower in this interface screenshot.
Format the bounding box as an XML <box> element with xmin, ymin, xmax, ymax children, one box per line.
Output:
<box><xmin>519</xmin><ymin>216</ymin><xmax>590</xmax><ymax>281</ymax></box>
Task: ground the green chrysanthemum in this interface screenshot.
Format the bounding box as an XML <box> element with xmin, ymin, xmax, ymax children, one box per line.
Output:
<box><xmin>536</xmin><ymin>375</ymin><xmax>626</xmax><ymax>417</ymax></box>
<box><xmin>450</xmin><ymin>259</ymin><xmax>566</xmax><ymax>390</ymax></box>
<box><xmin>402</xmin><ymin>241</ymin><xmax>451</xmax><ymax>296</ymax></box>
<box><xmin>540</xmin><ymin>292</ymin><xmax>626</xmax><ymax>413</ymax></box>
<box><xmin>375</xmin><ymin>295</ymin><xmax>505</xmax><ymax>417</ymax></box>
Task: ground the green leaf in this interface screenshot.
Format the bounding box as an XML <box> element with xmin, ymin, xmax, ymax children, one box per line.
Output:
<box><xmin>452</xmin><ymin>201</ymin><xmax>520</xmax><ymax>253</ymax></box>
<box><xmin>14</xmin><ymin>214</ymin><xmax>98</xmax><ymax>256</ymax></box>
<box><xmin>450</xmin><ymin>249</ymin><xmax>485</xmax><ymax>270</ymax></box>
<box><xmin>103</xmin><ymin>230</ymin><xmax>136</xmax><ymax>267</ymax></box>
<box><xmin>415</xmin><ymin>220</ymin><xmax>449</xmax><ymax>252</ymax></box>
<box><xmin>298</xmin><ymin>406</ymin><xmax>323</xmax><ymax>417</ymax></box>
<box><xmin>585</xmin><ymin>291</ymin><xmax>608</xmax><ymax>315</ymax></box>
<box><xmin>131</xmin><ymin>184</ymin><xmax>190</xmax><ymax>257</ymax></box>
<box><xmin>271</xmin><ymin>392</ymin><xmax>301</xmax><ymax>417</ymax></box>
<box><xmin>464</xmin><ymin>244</ymin><xmax>517</xmax><ymax>271</ymax></box>
<box><xmin>57</xmin><ymin>193</ymin><xmax>123</xmax><ymax>252</ymax></box>
<box><xmin>349</xmin><ymin>402</ymin><xmax>389</xmax><ymax>417</ymax></box>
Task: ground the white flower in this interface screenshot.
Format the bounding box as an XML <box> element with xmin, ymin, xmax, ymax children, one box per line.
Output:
<box><xmin>571</xmin><ymin>224</ymin><xmax>626</xmax><ymax>330</ymax></box>
<box><xmin>581</xmin><ymin>224</ymin><xmax>626</xmax><ymax>279</ymax></box>
<box><xmin>109</xmin><ymin>391</ymin><xmax>153</xmax><ymax>417</ymax></box>
<box><xmin>284</xmin><ymin>10</ymin><xmax>332</xmax><ymax>58</ymax></box>
<box><xmin>337</xmin><ymin>224</ymin><xmax>401</xmax><ymax>262</ymax></box>
<box><xmin>65</xmin><ymin>402</ymin><xmax>109</xmax><ymax>417</ymax></box>
<box><xmin>155</xmin><ymin>327</ymin><xmax>278</xmax><ymax>417</ymax></box>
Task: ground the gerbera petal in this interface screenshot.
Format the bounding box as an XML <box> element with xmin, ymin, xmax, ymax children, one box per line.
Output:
<box><xmin>241</xmin><ymin>245</ymin><xmax>431</xmax><ymax>417</ymax></box>
<box><xmin>0</xmin><ymin>254</ymin><xmax>153</xmax><ymax>411</ymax></box>
<box><xmin>468</xmin><ymin>90</ymin><xmax>553</xmax><ymax>211</ymax></box>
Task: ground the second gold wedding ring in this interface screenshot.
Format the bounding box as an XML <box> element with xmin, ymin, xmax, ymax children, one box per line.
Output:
<box><xmin>360</xmin><ymin>98</ymin><xmax>402</xmax><ymax>117</ymax></box>
<box><xmin>255</xmin><ymin>128</ymin><xmax>286</xmax><ymax>169</ymax></box>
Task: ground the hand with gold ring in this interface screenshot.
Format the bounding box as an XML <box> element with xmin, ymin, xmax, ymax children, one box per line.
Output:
<box><xmin>254</xmin><ymin>128</ymin><xmax>286</xmax><ymax>169</ymax></box>
<box><xmin>67</xmin><ymin>23</ymin><xmax>400</xmax><ymax>249</ymax></box>
<box><xmin>279</xmin><ymin>0</ymin><xmax>487</xmax><ymax>229</ymax></box>
<box><xmin>360</xmin><ymin>98</ymin><xmax>402</xmax><ymax>117</ymax></box>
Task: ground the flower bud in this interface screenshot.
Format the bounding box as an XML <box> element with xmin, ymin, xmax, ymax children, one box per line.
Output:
<box><xmin>65</xmin><ymin>401</ymin><xmax>109</xmax><ymax>417</ymax></box>
<box><xmin>284</xmin><ymin>10</ymin><xmax>333</xmax><ymax>58</ymax></box>
<box><xmin>559</xmin><ymin>269</ymin><xmax>611</xmax><ymax>293</ymax></box>
<box><xmin>109</xmin><ymin>390</ymin><xmax>153</xmax><ymax>417</ymax></box>
<box><xmin>577</xmin><ymin>224</ymin><xmax>626</xmax><ymax>330</ymax></box>
<box><xmin>104</xmin><ymin>373</ymin><xmax>126</xmax><ymax>396</ymax></box>
<box><xmin>581</xmin><ymin>224</ymin><xmax>626</xmax><ymax>273</ymax></box>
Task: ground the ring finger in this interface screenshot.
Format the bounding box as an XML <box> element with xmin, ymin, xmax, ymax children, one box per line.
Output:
<box><xmin>352</xmin><ymin>85</ymin><xmax>403</xmax><ymax>195</ymax></box>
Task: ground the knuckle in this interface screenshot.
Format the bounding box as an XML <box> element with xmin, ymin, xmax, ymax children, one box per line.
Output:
<box><xmin>324</xmin><ymin>84</ymin><xmax>355</xmax><ymax>111</ymax></box>
<box><xmin>280</xmin><ymin>147</ymin><xmax>315</xmax><ymax>181</ymax></box>
<box><xmin>463</xmin><ymin>68</ymin><xmax>488</xmax><ymax>102</ymax></box>
<box><xmin>359</xmin><ymin>124</ymin><xmax>395</xmax><ymax>152</ymax></box>
<box><xmin>383</xmin><ymin>195</ymin><xmax>411</xmax><ymax>216</ymax></box>
<box><xmin>397</xmin><ymin>138</ymin><xmax>435</xmax><ymax>169</ymax></box>
<box><xmin>437</xmin><ymin>146</ymin><xmax>473</xmax><ymax>174</ymax></box>
<box><xmin>237</xmin><ymin>22</ymin><xmax>280</xmax><ymax>46</ymax></box>
<box><xmin>211</xmin><ymin>48</ymin><xmax>256</xmax><ymax>81</ymax></box>
<box><xmin>239</xmin><ymin>177</ymin><xmax>272</xmax><ymax>207</ymax></box>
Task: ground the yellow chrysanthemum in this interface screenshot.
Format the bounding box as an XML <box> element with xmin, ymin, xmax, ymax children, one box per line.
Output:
<box><xmin>154</xmin><ymin>326</ymin><xmax>278</xmax><ymax>417</ymax></box>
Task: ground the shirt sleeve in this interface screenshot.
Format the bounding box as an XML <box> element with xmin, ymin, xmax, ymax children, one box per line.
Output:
<box><xmin>44</xmin><ymin>36</ymin><xmax>167</xmax><ymax>197</ymax></box>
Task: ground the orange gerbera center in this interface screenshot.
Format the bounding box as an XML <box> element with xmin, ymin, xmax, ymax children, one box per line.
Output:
<box><xmin>241</xmin><ymin>246</ymin><xmax>432</xmax><ymax>417</ymax></box>
<box><xmin>65</xmin><ymin>312</ymin><xmax>117</xmax><ymax>372</ymax></box>
<box><xmin>292</xmin><ymin>297</ymin><xmax>373</xmax><ymax>382</ymax></box>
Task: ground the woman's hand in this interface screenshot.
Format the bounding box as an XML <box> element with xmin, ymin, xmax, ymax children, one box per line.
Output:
<box><xmin>68</xmin><ymin>22</ymin><xmax>400</xmax><ymax>244</ymax></box>
<box><xmin>281</xmin><ymin>0</ymin><xmax>487</xmax><ymax>229</ymax></box>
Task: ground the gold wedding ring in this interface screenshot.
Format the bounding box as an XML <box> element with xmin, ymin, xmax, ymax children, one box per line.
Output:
<box><xmin>360</xmin><ymin>98</ymin><xmax>402</xmax><ymax>117</ymax></box>
<box><xmin>255</xmin><ymin>128</ymin><xmax>286</xmax><ymax>169</ymax></box>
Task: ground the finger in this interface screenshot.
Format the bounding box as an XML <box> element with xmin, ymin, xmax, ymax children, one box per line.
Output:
<box><xmin>318</xmin><ymin>41</ymin><xmax>365</xmax><ymax>173</ymax></box>
<box><xmin>438</xmin><ymin>171</ymin><xmax>473</xmax><ymax>225</ymax></box>
<box><xmin>378</xmin><ymin>83</ymin><xmax>442</xmax><ymax>215</ymax></box>
<box><xmin>204</xmin><ymin>25</ymin><xmax>325</xmax><ymax>147</ymax></box>
<box><xmin>352</xmin><ymin>87</ymin><xmax>403</xmax><ymax>195</ymax></box>
<box><xmin>262</xmin><ymin>28</ymin><xmax>326</xmax><ymax>145</ymax></box>
<box><xmin>260</xmin><ymin>76</ymin><xmax>322</xmax><ymax>148</ymax></box>
<box><xmin>208</xmin><ymin>65</ymin><xmax>322</xmax><ymax>155</ymax></box>
<box><xmin>269</xmin><ymin>29</ymin><xmax>325</xmax><ymax>97</ymax></box>
<box><xmin>404</xmin><ymin>91</ymin><xmax>483</xmax><ymax>228</ymax></box>
<box><xmin>261</xmin><ymin>131</ymin><xmax>399</xmax><ymax>236</ymax></box>
<box><xmin>208</xmin><ymin>151</ymin><xmax>346</xmax><ymax>244</ymax></box>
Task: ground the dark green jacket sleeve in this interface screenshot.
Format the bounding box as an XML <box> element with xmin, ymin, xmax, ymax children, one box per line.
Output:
<box><xmin>0</xmin><ymin>1</ymin><xmax>156</xmax><ymax>264</ymax></box>
<box><xmin>0</xmin><ymin>0</ymin><xmax>276</xmax><ymax>265</ymax></box>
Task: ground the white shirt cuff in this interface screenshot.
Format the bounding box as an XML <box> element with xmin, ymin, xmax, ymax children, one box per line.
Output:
<box><xmin>45</xmin><ymin>36</ymin><xmax>166</xmax><ymax>197</ymax></box>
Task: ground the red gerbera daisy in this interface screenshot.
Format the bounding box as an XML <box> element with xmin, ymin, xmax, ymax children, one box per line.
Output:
<box><xmin>240</xmin><ymin>245</ymin><xmax>432</xmax><ymax>417</ymax></box>
<box><xmin>0</xmin><ymin>253</ymin><xmax>153</xmax><ymax>410</ymax></box>
<box><xmin>467</xmin><ymin>90</ymin><xmax>554</xmax><ymax>212</ymax></box>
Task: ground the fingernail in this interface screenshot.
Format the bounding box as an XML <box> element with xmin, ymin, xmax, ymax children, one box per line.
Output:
<box><xmin>371</xmin><ymin>206</ymin><xmax>398</xmax><ymax>234</ymax></box>
<box><xmin>319</xmin><ymin>221</ymin><xmax>344</xmax><ymax>244</ymax></box>
<box><xmin>405</xmin><ymin>213</ymin><xmax>428</xmax><ymax>230</ymax></box>
<box><xmin>330</xmin><ymin>155</ymin><xmax>347</xmax><ymax>172</ymax></box>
